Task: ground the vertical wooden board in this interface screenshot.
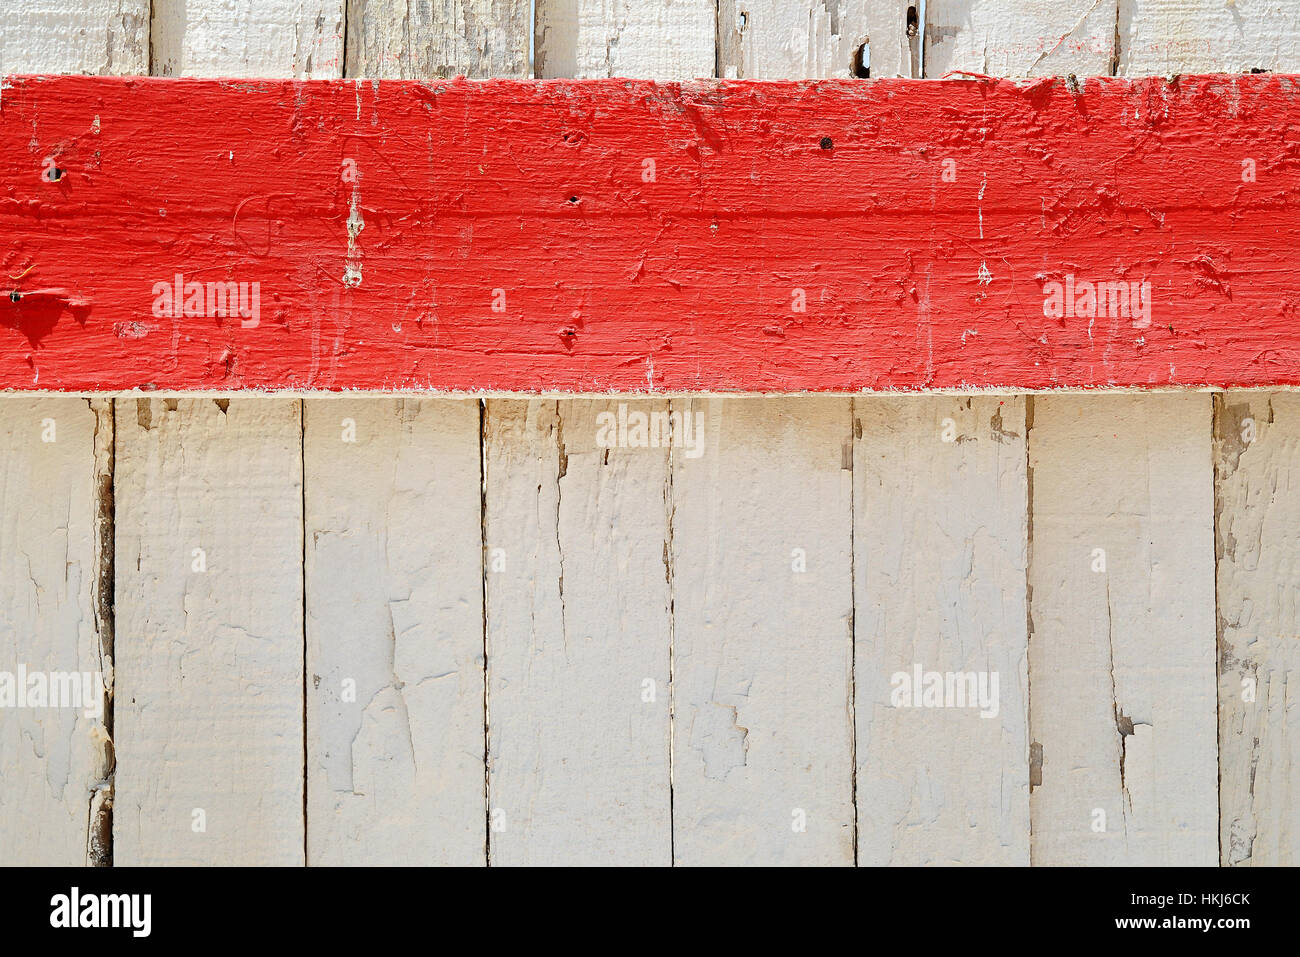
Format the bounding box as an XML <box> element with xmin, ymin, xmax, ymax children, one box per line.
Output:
<box><xmin>2</xmin><ymin>1</ymin><xmax>149</xmax><ymax>74</ymax></box>
<box><xmin>671</xmin><ymin>397</ymin><xmax>854</xmax><ymax>865</ymax></box>
<box><xmin>1028</xmin><ymin>395</ymin><xmax>1217</xmax><ymax>866</ymax></box>
<box><xmin>484</xmin><ymin>399</ymin><xmax>672</xmax><ymax>865</ymax></box>
<box><xmin>1214</xmin><ymin>394</ymin><xmax>1300</xmax><ymax>866</ymax></box>
<box><xmin>1119</xmin><ymin>0</ymin><xmax>1300</xmax><ymax>75</ymax></box>
<box><xmin>717</xmin><ymin>0</ymin><xmax>870</xmax><ymax>79</ymax></box>
<box><xmin>113</xmin><ymin>399</ymin><xmax>303</xmax><ymax>866</ymax></box>
<box><xmin>535</xmin><ymin>0</ymin><xmax>715</xmax><ymax>79</ymax></box>
<box><xmin>925</xmin><ymin>0</ymin><xmax>1115</xmax><ymax>78</ymax></box>
<box><xmin>0</xmin><ymin>399</ymin><xmax>111</xmax><ymax>865</ymax></box>
<box><xmin>308</xmin><ymin>0</ymin><xmax>500</xmax><ymax>868</ymax></box>
<box><xmin>854</xmin><ymin>396</ymin><xmax>1029</xmax><ymax>866</ymax></box>
<box><xmin>1</xmin><ymin>0</ymin><xmax>130</xmax><ymax>869</ymax></box>
<box><xmin>304</xmin><ymin>398</ymin><xmax>484</xmax><ymax>866</ymax></box>
<box><xmin>151</xmin><ymin>0</ymin><xmax>343</xmax><ymax>77</ymax></box>
<box><xmin>864</xmin><ymin>0</ymin><xmax>922</xmax><ymax>77</ymax></box>
<box><xmin>345</xmin><ymin>0</ymin><xmax>530</xmax><ymax>78</ymax></box>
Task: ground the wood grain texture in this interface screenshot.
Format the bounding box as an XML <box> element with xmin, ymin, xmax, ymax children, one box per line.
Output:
<box><xmin>1</xmin><ymin>0</ymin><xmax>148</xmax><ymax>75</ymax></box>
<box><xmin>1120</xmin><ymin>0</ymin><xmax>1300</xmax><ymax>75</ymax></box>
<box><xmin>535</xmin><ymin>0</ymin><xmax>715</xmax><ymax>79</ymax></box>
<box><xmin>305</xmin><ymin>398</ymin><xmax>484</xmax><ymax>865</ymax></box>
<box><xmin>151</xmin><ymin>0</ymin><xmax>343</xmax><ymax>77</ymax></box>
<box><xmin>926</xmin><ymin>0</ymin><xmax>1115</xmax><ymax>78</ymax></box>
<box><xmin>1214</xmin><ymin>393</ymin><xmax>1300</xmax><ymax>865</ymax></box>
<box><xmin>4</xmin><ymin>74</ymin><xmax>1300</xmax><ymax>392</ymax></box>
<box><xmin>484</xmin><ymin>399</ymin><xmax>671</xmax><ymax>865</ymax></box>
<box><xmin>671</xmin><ymin>397</ymin><xmax>854</xmax><ymax>865</ymax></box>
<box><xmin>113</xmin><ymin>399</ymin><xmax>304</xmax><ymax>865</ymax></box>
<box><xmin>855</xmin><ymin>396</ymin><xmax>1029</xmax><ymax>865</ymax></box>
<box><xmin>345</xmin><ymin>0</ymin><xmax>529</xmax><ymax>78</ymax></box>
<box><xmin>718</xmin><ymin>0</ymin><xmax>869</xmax><ymax>79</ymax></box>
<box><xmin>1028</xmin><ymin>395</ymin><xmax>1217</xmax><ymax>866</ymax></box>
<box><xmin>0</xmin><ymin>398</ymin><xmax>112</xmax><ymax>865</ymax></box>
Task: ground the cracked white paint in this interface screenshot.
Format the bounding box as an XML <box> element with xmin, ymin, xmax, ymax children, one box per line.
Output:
<box><xmin>151</xmin><ymin>0</ymin><xmax>344</xmax><ymax>78</ymax></box>
<box><xmin>114</xmin><ymin>400</ymin><xmax>304</xmax><ymax>865</ymax></box>
<box><xmin>305</xmin><ymin>399</ymin><xmax>484</xmax><ymax>865</ymax></box>
<box><xmin>1028</xmin><ymin>396</ymin><xmax>1216</xmax><ymax>865</ymax></box>
<box><xmin>0</xmin><ymin>399</ymin><xmax>111</xmax><ymax>865</ymax></box>
<box><xmin>1119</xmin><ymin>0</ymin><xmax>1300</xmax><ymax>74</ymax></box>
<box><xmin>535</xmin><ymin>0</ymin><xmax>715</xmax><ymax>78</ymax></box>
<box><xmin>671</xmin><ymin>398</ymin><xmax>855</xmax><ymax>865</ymax></box>
<box><xmin>1214</xmin><ymin>394</ymin><xmax>1300</xmax><ymax>866</ymax></box>
<box><xmin>855</xmin><ymin>396</ymin><xmax>1030</xmax><ymax>866</ymax></box>
<box><xmin>343</xmin><ymin>187</ymin><xmax>364</xmax><ymax>288</ymax></box>
<box><xmin>346</xmin><ymin>0</ymin><xmax>529</xmax><ymax>78</ymax></box>
<box><xmin>926</xmin><ymin>0</ymin><xmax>1115</xmax><ymax>77</ymax></box>
<box><xmin>485</xmin><ymin>400</ymin><xmax>672</xmax><ymax>865</ymax></box>
<box><xmin>1</xmin><ymin>0</ymin><xmax>148</xmax><ymax>74</ymax></box>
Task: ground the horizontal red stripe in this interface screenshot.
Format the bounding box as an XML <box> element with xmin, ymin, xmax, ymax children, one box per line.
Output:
<box><xmin>1</xmin><ymin>74</ymin><xmax>1297</xmax><ymax>392</ymax></box>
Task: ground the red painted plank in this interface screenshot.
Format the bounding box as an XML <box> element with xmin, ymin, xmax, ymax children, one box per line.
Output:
<box><xmin>1</xmin><ymin>74</ymin><xmax>1298</xmax><ymax>392</ymax></box>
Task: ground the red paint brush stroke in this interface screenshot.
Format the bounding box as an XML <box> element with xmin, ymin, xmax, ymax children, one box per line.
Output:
<box><xmin>1</xmin><ymin>74</ymin><xmax>1298</xmax><ymax>392</ymax></box>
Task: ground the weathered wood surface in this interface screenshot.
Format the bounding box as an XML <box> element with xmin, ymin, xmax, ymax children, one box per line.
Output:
<box><xmin>1215</xmin><ymin>394</ymin><xmax>1300</xmax><ymax>866</ymax></box>
<box><xmin>305</xmin><ymin>399</ymin><xmax>484</xmax><ymax>865</ymax></box>
<box><xmin>113</xmin><ymin>399</ymin><xmax>305</xmax><ymax>865</ymax></box>
<box><xmin>1</xmin><ymin>0</ymin><xmax>1292</xmax><ymax>871</ymax></box>
<box><xmin>1</xmin><ymin>0</ymin><xmax>148</xmax><ymax>75</ymax></box>
<box><xmin>855</xmin><ymin>396</ymin><xmax>1030</xmax><ymax>866</ymax></box>
<box><xmin>485</xmin><ymin>400</ymin><xmax>672</xmax><ymax>865</ymax></box>
<box><xmin>671</xmin><ymin>398</ymin><xmax>855</xmax><ymax>865</ymax></box>
<box><xmin>0</xmin><ymin>398</ymin><xmax>112</xmax><ymax>865</ymax></box>
<box><xmin>6</xmin><ymin>72</ymin><xmax>1300</xmax><ymax>392</ymax></box>
<box><xmin>535</xmin><ymin>0</ymin><xmax>715</xmax><ymax>79</ymax></box>
<box><xmin>113</xmin><ymin>4</ymin><xmax>327</xmax><ymax>867</ymax></box>
<box><xmin>151</xmin><ymin>0</ymin><xmax>343</xmax><ymax>78</ymax></box>
<box><xmin>345</xmin><ymin>0</ymin><xmax>529</xmax><ymax>79</ymax></box>
<box><xmin>1028</xmin><ymin>395</ymin><xmax>1217</xmax><ymax>865</ymax></box>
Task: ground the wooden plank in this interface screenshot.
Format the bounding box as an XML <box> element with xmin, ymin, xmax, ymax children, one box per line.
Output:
<box><xmin>671</xmin><ymin>397</ymin><xmax>854</xmax><ymax>865</ymax></box>
<box><xmin>1120</xmin><ymin>0</ymin><xmax>1300</xmax><ymax>75</ymax></box>
<box><xmin>0</xmin><ymin>398</ymin><xmax>112</xmax><ymax>865</ymax></box>
<box><xmin>479</xmin><ymin>8</ymin><xmax>691</xmax><ymax>867</ymax></box>
<box><xmin>854</xmin><ymin>396</ymin><xmax>1029</xmax><ymax>865</ymax></box>
<box><xmin>484</xmin><ymin>399</ymin><xmax>671</xmax><ymax>865</ymax></box>
<box><xmin>1028</xmin><ymin>395</ymin><xmax>1217</xmax><ymax>865</ymax></box>
<box><xmin>113</xmin><ymin>399</ymin><xmax>304</xmax><ymax>865</ymax></box>
<box><xmin>1125</xmin><ymin>0</ymin><xmax>1298</xmax><ymax>870</ymax></box>
<box><xmin>1</xmin><ymin>1</ymin><xmax>148</xmax><ymax>75</ymax></box>
<box><xmin>1214</xmin><ymin>393</ymin><xmax>1300</xmax><ymax>865</ymax></box>
<box><xmin>304</xmin><ymin>398</ymin><xmax>484</xmax><ymax>865</ymax></box>
<box><xmin>535</xmin><ymin>0</ymin><xmax>715</xmax><ymax>79</ymax></box>
<box><xmin>936</xmin><ymin>0</ymin><xmax>1218</xmax><ymax>867</ymax></box>
<box><xmin>112</xmin><ymin>0</ymin><xmax>331</xmax><ymax>868</ymax></box>
<box><xmin>926</xmin><ymin>0</ymin><xmax>1115</xmax><ymax>78</ymax></box>
<box><xmin>302</xmin><ymin>0</ymin><xmax>506</xmax><ymax>869</ymax></box>
<box><xmin>718</xmin><ymin>0</ymin><xmax>870</xmax><ymax>79</ymax></box>
<box><xmin>864</xmin><ymin>0</ymin><xmax>922</xmax><ymax>77</ymax></box>
<box><xmin>345</xmin><ymin>0</ymin><xmax>529</xmax><ymax>78</ymax></box>
<box><xmin>151</xmin><ymin>0</ymin><xmax>343</xmax><ymax>77</ymax></box>
<box><xmin>0</xmin><ymin>0</ymin><xmax>142</xmax><ymax>871</ymax></box>
<box><xmin>4</xmin><ymin>74</ymin><xmax>1300</xmax><ymax>392</ymax></box>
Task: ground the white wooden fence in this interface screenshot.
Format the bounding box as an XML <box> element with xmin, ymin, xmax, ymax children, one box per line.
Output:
<box><xmin>1</xmin><ymin>0</ymin><xmax>1296</xmax><ymax>866</ymax></box>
